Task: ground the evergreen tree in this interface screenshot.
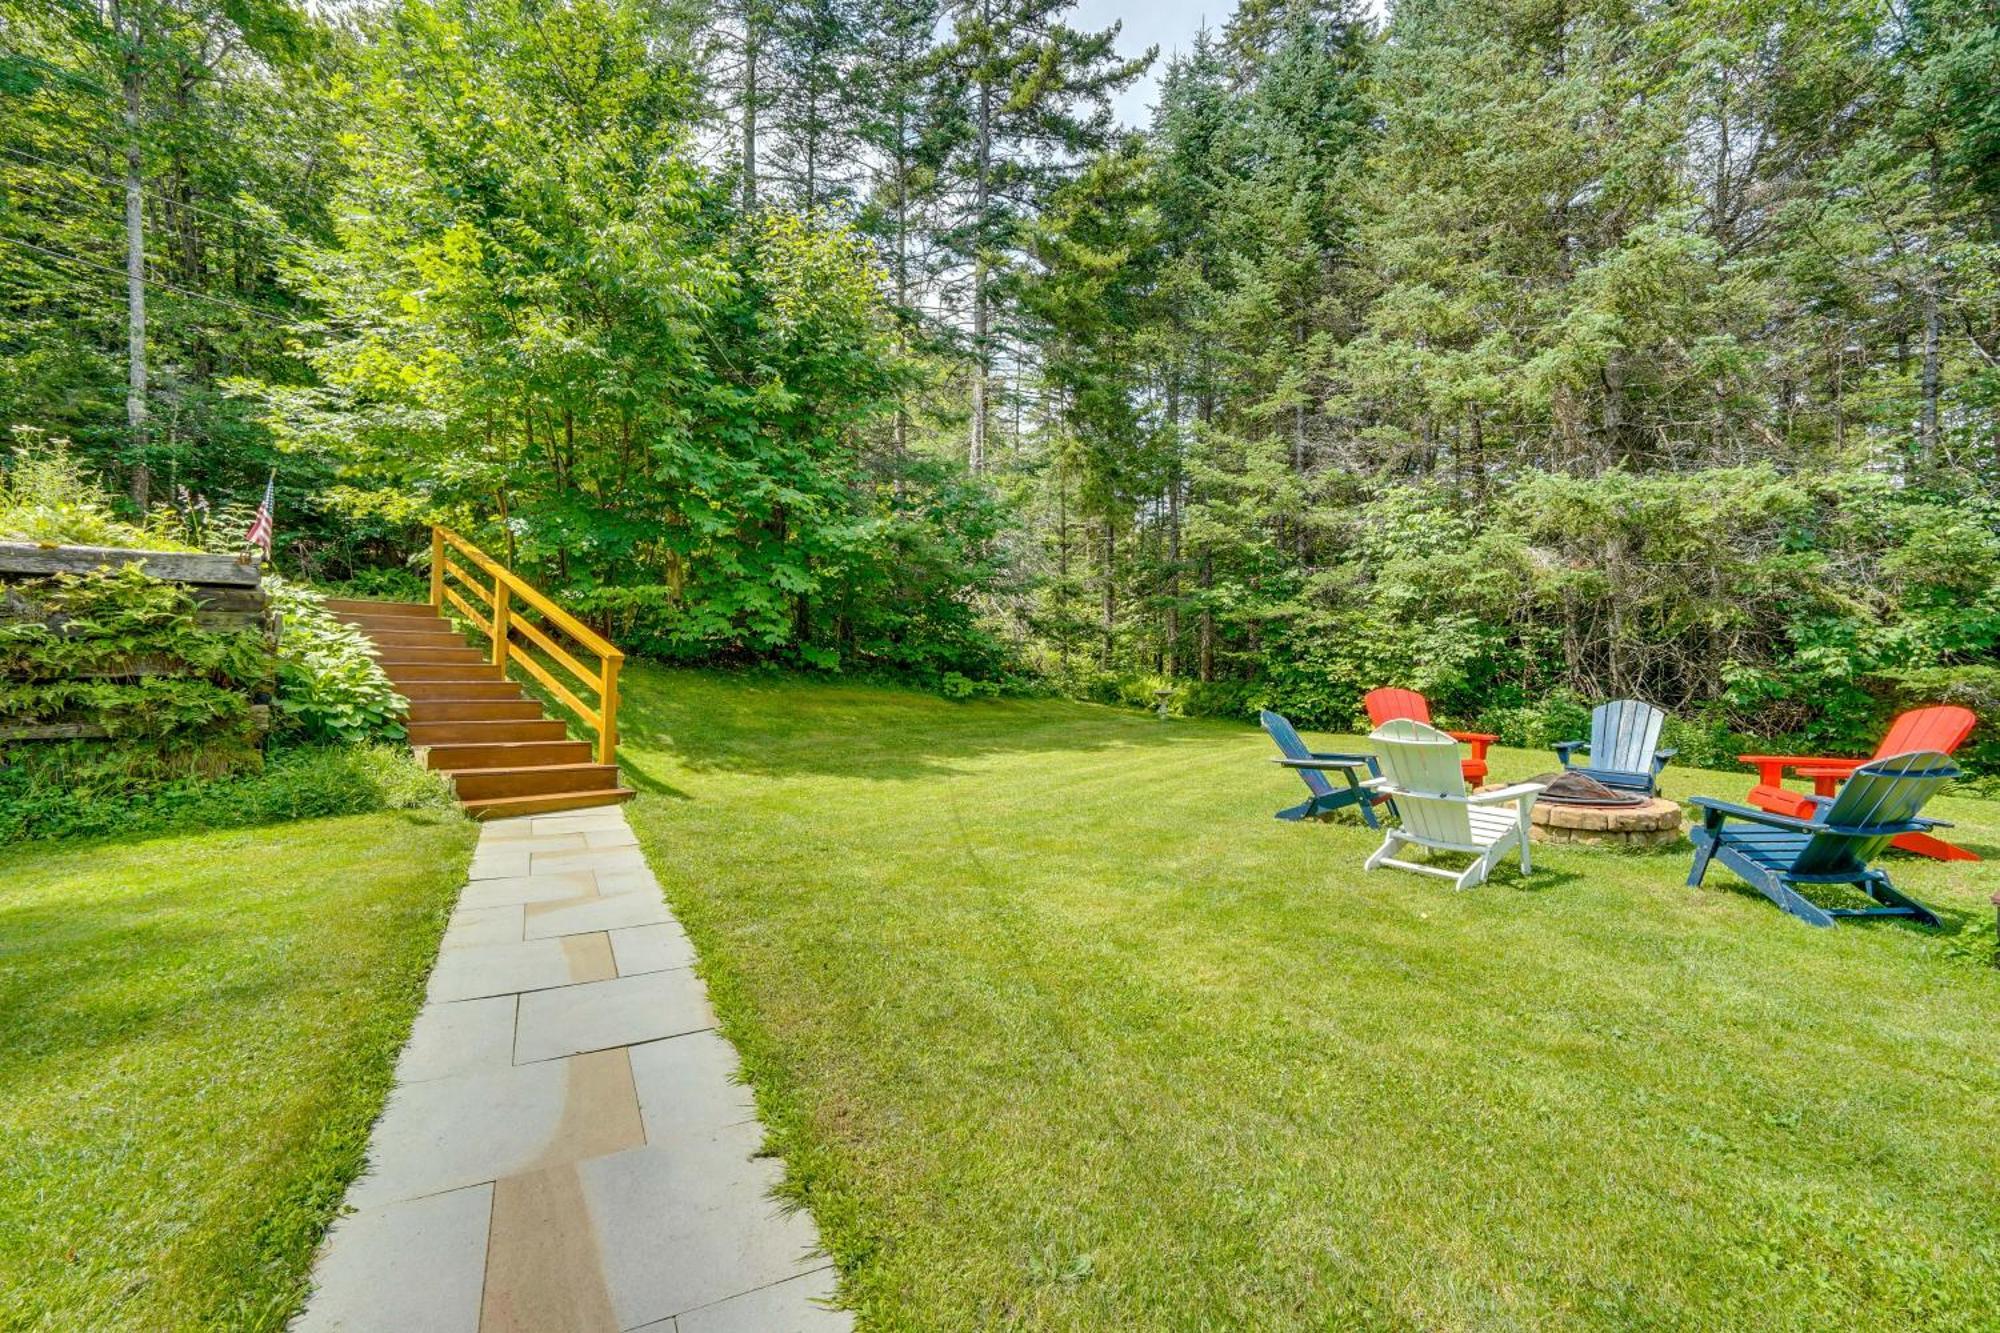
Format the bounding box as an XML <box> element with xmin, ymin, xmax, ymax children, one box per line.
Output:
<box><xmin>934</xmin><ymin>0</ymin><xmax>1150</xmax><ymax>471</ymax></box>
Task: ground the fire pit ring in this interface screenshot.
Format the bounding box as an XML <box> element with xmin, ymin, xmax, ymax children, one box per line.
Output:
<box><xmin>1480</xmin><ymin>773</ymin><xmax>1685</xmax><ymax>849</ymax></box>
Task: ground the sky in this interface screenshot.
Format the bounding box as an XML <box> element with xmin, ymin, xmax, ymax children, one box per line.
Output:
<box><xmin>1074</xmin><ymin>0</ymin><xmax>1387</xmax><ymax>128</ymax></box>
<box><xmin>1070</xmin><ymin>0</ymin><xmax>1221</xmax><ymax>128</ymax></box>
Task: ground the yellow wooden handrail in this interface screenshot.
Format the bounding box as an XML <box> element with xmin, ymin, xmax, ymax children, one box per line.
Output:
<box><xmin>429</xmin><ymin>526</ymin><xmax>624</xmax><ymax>765</ymax></box>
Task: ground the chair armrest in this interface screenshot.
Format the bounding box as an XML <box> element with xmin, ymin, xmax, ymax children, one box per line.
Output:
<box><xmin>1737</xmin><ymin>753</ymin><xmax>1861</xmax><ymax>784</ymax></box>
<box><xmin>1273</xmin><ymin>756</ymin><xmax>1372</xmax><ymax>771</ymax></box>
<box><xmin>1792</xmin><ymin>762</ymin><xmax>1861</xmax><ymax>782</ymax></box>
<box><xmin>1553</xmin><ymin>740</ymin><xmax>1586</xmax><ymax>765</ymax></box>
<box><xmin>1694</xmin><ymin>796</ymin><xmax>1949</xmax><ymax>837</ymax></box>
<box><xmin>1468</xmin><ymin>781</ymin><xmax>1546</xmax><ymax>805</ymax></box>
<box><xmin>1309</xmin><ymin>750</ymin><xmax>1374</xmax><ymax>764</ymax></box>
<box><xmin>1690</xmin><ymin>796</ymin><xmax>1821</xmax><ymax>833</ymax></box>
<box><xmin>1444</xmin><ymin>730</ymin><xmax>1499</xmax><ymax>745</ymax></box>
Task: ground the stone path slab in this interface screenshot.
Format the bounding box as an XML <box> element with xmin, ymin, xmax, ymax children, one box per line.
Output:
<box><xmin>296</xmin><ymin>807</ymin><xmax>849</xmax><ymax>1332</ymax></box>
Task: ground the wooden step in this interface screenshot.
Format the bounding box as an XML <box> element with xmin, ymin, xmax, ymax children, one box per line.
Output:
<box><xmin>395</xmin><ymin>680</ymin><xmax>526</xmax><ymax>702</ymax></box>
<box><xmin>342</xmin><ymin>614</ymin><xmax>448</xmax><ymax>635</ymax></box>
<box><xmin>363</xmin><ymin>629</ymin><xmax>466</xmax><ymax>650</ymax></box>
<box><xmin>407</xmin><ymin>718</ymin><xmax>569</xmax><ymax>746</ymax></box>
<box><xmin>346</xmin><ymin>590</ymin><xmax>627</xmax><ymax>821</ymax></box>
<box><xmin>406</xmin><ymin>699</ymin><xmax>546</xmax><ymax>723</ymax></box>
<box><xmin>460</xmin><ymin>788</ymin><xmax>636</xmax><ymax>820</ymax></box>
<box><xmin>449</xmin><ymin>762</ymin><xmax>623</xmax><ymax>802</ymax></box>
<box><xmin>383</xmin><ymin>662</ymin><xmax>506</xmax><ymax>683</ymax></box>
<box><xmin>326</xmin><ymin>598</ymin><xmax>435</xmax><ymax>618</ymax></box>
<box><xmin>421</xmin><ymin>739</ymin><xmax>594</xmax><ymax>771</ymax></box>
<box><xmin>375</xmin><ymin>644</ymin><xmax>491</xmax><ymax>665</ymax></box>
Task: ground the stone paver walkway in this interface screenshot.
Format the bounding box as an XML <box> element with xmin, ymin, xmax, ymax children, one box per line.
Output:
<box><xmin>296</xmin><ymin>806</ymin><xmax>849</xmax><ymax>1333</ymax></box>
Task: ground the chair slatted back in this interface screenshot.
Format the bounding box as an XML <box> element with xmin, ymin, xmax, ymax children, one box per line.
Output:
<box><xmin>1261</xmin><ymin>710</ymin><xmax>1335</xmax><ymax>800</ymax></box>
<box><xmin>1796</xmin><ymin>750</ymin><xmax>1958</xmax><ymax>874</ymax></box>
<box><xmin>1365</xmin><ymin>688</ymin><xmax>1432</xmax><ymax>730</ymax></box>
<box><xmin>1370</xmin><ymin>718</ymin><xmax>1472</xmax><ymax>845</ymax></box>
<box><xmin>1590</xmin><ymin>699</ymin><xmax>1666</xmax><ymax>777</ymax></box>
<box><xmin>1874</xmin><ymin>706</ymin><xmax>1976</xmax><ymax>760</ymax></box>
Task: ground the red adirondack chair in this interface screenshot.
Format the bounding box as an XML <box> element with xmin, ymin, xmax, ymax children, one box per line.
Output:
<box><xmin>1363</xmin><ymin>687</ymin><xmax>1497</xmax><ymax>786</ymax></box>
<box><xmin>1740</xmin><ymin>705</ymin><xmax>1979</xmax><ymax>862</ymax></box>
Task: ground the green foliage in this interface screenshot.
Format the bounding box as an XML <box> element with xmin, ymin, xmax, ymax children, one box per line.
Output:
<box><xmin>267</xmin><ymin>576</ymin><xmax>406</xmax><ymax>744</ymax></box>
<box><xmin>0</xmin><ymin>562</ymin><xmax>269</xmax><ymax>785</ymax></box>
<box><xmin>0</xmin><ymin>741</ymin><xmax>455</xmax><ymax>844</ymax></box>
<box><xmin>0</xmin><ymin>435</ymin><xmax>191</xmax><ymax>549</ymax></box>
<box><xmin>0</xmin><ymin>562</ymin><xmax>266</xmax><ymax>684</ymax></box>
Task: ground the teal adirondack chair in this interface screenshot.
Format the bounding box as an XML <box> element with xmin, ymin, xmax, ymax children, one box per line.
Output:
<box><xmin>1554</xmin><ymin>699</ymin><xmax>1676</xmax><ymax>795</ymax></box>
<box><xmin>1260</xmin><ymin>709</ymin><xmax>1384</xmax><ymax>828</ymax></box>
<box><xmin>1686</xmin><ymin>749</ymin><xmax>1957</xmax><ymax>928</ymax></box>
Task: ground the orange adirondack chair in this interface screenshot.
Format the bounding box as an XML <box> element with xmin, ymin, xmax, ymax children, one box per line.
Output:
<box><xmin>1740</xmin><ymin>705</ymin><xmax>1978</xmax><ymax>862</ymax></box>
<box><xmin>1364</xmin><ymin>687</ymin><xmax>1498</xmax><ymax>786</ymax></box>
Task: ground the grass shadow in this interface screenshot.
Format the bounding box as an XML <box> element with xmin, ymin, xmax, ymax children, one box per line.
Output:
<box><xmin>615</xmin><ymin>664</ymin><xmax>1239</xmax><ymax>782</ymax></box>
<box><xmin>618</xmin><ymin>754</ymin><xmax>693</xmax><ymax>801</ymax></box>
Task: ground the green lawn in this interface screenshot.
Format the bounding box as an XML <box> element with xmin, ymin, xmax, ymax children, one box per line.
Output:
<box><xmin>619</xmin><ymin>667</ymin><xmax>2000</xmax><ymax>1331</ymax></box>
<box><xmin>0</xmin><ymin>809</ymin><xmax>477</xmax><ymax>1331</ymax></box>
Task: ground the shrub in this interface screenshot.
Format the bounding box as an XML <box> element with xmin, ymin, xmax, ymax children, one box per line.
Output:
<box><xmin>0</xmin><ymin>434</ymin><xmax>190</xmax><ymax>549</ymax></box>
<box><xmin>268</xmin><ymin>575</ymin><xmax>406</xmax><ymax>743</ymax></box>
<box><xmin>0</xmin><ymin>741</ymin><xmax>455</xmax><ymax>844</ymax></box>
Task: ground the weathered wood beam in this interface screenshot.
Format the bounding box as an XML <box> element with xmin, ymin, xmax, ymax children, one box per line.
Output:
<box><xmin>0</xmin><ymin>543</ymin><xmax>262</xmax><ymax>587</ymax></box>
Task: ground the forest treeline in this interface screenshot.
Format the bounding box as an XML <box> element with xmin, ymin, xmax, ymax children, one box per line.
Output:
<box><xmin>3</xmin><ymin>0</ymin><xmax>1998</xmax><ymax>757</ymax></box>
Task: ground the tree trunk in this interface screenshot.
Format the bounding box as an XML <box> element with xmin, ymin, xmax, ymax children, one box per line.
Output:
<box><xmin>967</xmin><ymin>0</ymin><xmax>992</xmax><ymax>473</ymax></box>
<box><xmin>892</xmin><ymin>99</ymin><xmax>910</xmax><ymax>492</ymax></box>
<box><xmin>1056</xmin><ymin>461</ymin><xmax>1071</xmax><ymax>671</ymax></box>
<box><xmin>741</xmin><ymin>8</ymin><xmax>759</xmax><ymax>211</ymax></box>
<box><xmin>118</xmin><ymin>1</ymin><xmax>149</xmax><ymax>510</ymax></box>
<box><xmin>1198</xmin><ymin>552</ymin><xmax>1214</xmax><ymax>683</ymax></box>
<box><xmin>1164</xmin><ymin>380</ymin><xmax>1182</xmax><ymax>680</ymax></box>
<box><xmin>1919</xmin><ymin>147</ymin><xmax>1944</xmax><ymax>469</ymax></box>
<box><xmin>1100</xmin><ymin>517</ymin><xmax>1115</xmax><ymax>670</ymax></box>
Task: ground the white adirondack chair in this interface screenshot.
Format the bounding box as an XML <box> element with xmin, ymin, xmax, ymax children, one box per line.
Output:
<box><xmin>1363</xmin><ymin>719</ymin><xmax>1546</xmax><ymax>890</ymax></box>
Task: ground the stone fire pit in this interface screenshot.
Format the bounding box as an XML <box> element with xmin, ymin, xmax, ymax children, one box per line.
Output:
<box><xmin>1484</xmin><ymin>771</ymin><xmax>1685</xmax><ymax>849</ymax></box>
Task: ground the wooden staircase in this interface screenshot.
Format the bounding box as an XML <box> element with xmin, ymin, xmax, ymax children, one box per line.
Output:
<box><xmin>329</xmin><ymin>597</ymin><xmax>635</xmax><ymax>819</ymax></box>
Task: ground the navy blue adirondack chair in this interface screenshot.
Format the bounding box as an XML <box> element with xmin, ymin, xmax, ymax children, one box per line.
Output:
<box><xmin>1686</xmin><ymin>749</ymin><xmax>1958</xmax><ymax>928</ymax></box>
<box><xmin>1554</xmin><ymin>699</ymin><xmax>1676</xmax><ymax>795</ymax></box>
<box><xmin>1260</xmin><ymin>709</ymin><xmax>1384</xmax><ymax>828</ymax></box>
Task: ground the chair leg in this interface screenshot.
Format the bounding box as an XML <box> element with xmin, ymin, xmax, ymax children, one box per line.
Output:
<box><xmin>1891</xmin><ymin>829</ymin><xmax>1979</xmax><ymax>863</ymax></box>
<box><xmin>1861</xmin><ymin>872</ymin><xmax>1942</xmax><ymax>927</ymax></box>
<box><xmin>1686</xmin><ymin>834</ymin><xmax>1715</xmax><ymax>887</ymax></box>
<box><xmin>1763</xmin><ymin>874</ymin><xmax>1837</xmax><ymax>928</ymax></box>
<box><xmin>1364</xmin><ymin>832</ymin><xmax>1404</xmax><ymax>873</ymax></box>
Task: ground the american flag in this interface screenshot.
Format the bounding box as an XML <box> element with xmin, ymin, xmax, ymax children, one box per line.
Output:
<box><xmin>246</xmin><ymin>472</ymin><xmax>275</xmax><ymax>559</ymax></box>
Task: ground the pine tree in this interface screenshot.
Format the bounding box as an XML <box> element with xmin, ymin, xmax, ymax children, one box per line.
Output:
<box><xmin>934</xmin><ymin>0</ymin><xmax>1150</xmax><ymax>472</ymax></box>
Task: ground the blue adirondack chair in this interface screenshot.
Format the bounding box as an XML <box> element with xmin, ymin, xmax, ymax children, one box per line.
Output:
<box><xmin>1686</xmin><ymin>749</ymin><xmax>1957</xmax><ymax>928</ymax></box>
<box><xmin>1554</xmin><ymin>699</ymin><xmax>1676</xmax><ymax>795</ymax></box>
<box><xmin>1260</xmin><ymin>709</ymin><xmax>1384</xmax><ymax>828</ymax></box>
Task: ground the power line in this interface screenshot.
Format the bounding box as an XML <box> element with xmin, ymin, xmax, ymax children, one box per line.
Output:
<box><xmin>0</xmin><ymin>234</ymin><xmax>300</xmax><ymax>325</ymax></box>
<box><xmin>1</xmin><ymin>146</ymin><xmax>267</xmax><ymax>231</ymax></box>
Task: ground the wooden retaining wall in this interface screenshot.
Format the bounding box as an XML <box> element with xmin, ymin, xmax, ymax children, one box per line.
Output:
<box><xmin>0</xmin><ymin>542</ymin><xmax>272</xmax><ymax>743</ymax></box>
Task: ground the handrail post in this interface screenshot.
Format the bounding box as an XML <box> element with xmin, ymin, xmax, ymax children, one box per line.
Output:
<box><xmin>598</xmin><ymin>654</ymin><xmax>621</xmax><ymax>765</ymax></box>
<box><xmin>429</xmin><ymin>527</ymin><xmax>444</xmax><ymax>608</ymax></box>
<box><xmin>491</xmin><ymin>575</ymin><xmax>511</xmax><ymax>670</ymax></box>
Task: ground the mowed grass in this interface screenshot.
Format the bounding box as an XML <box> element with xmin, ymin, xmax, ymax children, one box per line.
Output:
<box><xmin>619</xmin><ymin>668</ymin><xmax>2000</xmax><ymax>1331</ymax></box>
<box><xmin>0</xmin><ymin>809</ymin><xmax>478</xmax><ymax>1330</ymax></box>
